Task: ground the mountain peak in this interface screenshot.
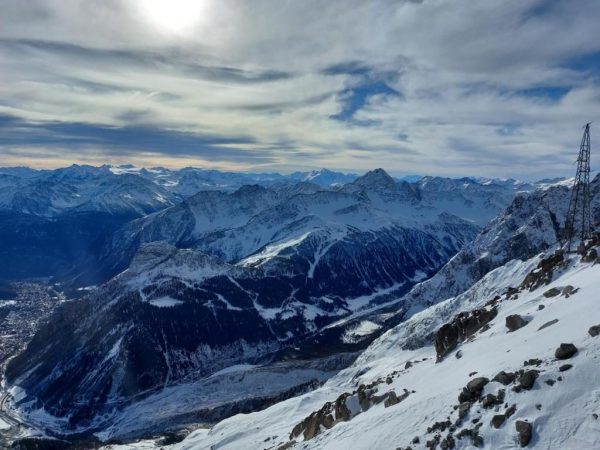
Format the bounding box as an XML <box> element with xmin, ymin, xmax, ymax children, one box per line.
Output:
<box><xmin>353</xmin><ymin>168</ymin><xmax>396</xmax><ymax>189</ymax></box>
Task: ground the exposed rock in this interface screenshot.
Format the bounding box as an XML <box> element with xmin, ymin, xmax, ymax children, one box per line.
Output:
<box><xmin>291</xmin><ymin>386</ymin><xmax>410</xmax><ymax>441</ymax></box>
<box><xmin>562</xmin><ymin>285</ymin><xmax>577</xmax><ymax>297</ymax></box>
<box><xmin>545</xmin><ymin>379</ymin><xmax>556</xmax><ymax>386</ymax></box>
<box><xmin>537</xmin><ymin>319</ymin><xmax>559</xmax><ymax>331</ymax></box>
<box><xmin>456</xmin><ymin>426</ymin><xmax>484</xmax><ymax>447</ymax></box>
<box><xmin>524</xmin><ymin>358</ymin><xmax>542</xmax><ymax>367</ymax></box>
<box><xmin>440</xmin><ymin>433</ymin><xmax>455</xmax><ymax>450</ymax></box>
<box><xmin>467</xmin><ymin>377</ymin><xmax>489</xmax><ymax>392</ymax></box>
<box><xmin>459</xmin><ymin>377</ymin><xmax>489</xmax><ymax>403</ymax></box>
<box><xmin>481</xmin><ymin>390</ymin><xmax>505</xmax><ymax>408</ymax></box>
<box><xmin>588</xmin><ymin>325</ymin><xmax>600</xmax><ymax>337</ymax></box>
<box><xmin>412</xmin><ymin>436</ymin><xmax>420</xmax><ymax>444</ymax></box>
<box><xmin>469</xmin><ymin>371</ymin><xmax>478</xmax><ymax>377</ymax></box>
<box><xmin>559</xmin><ymin>364</ymin><xmax>573</xmax><ymax>372</ymax></box>
<box><xmin>455</xmin><ymin>350</ymin><xmax>463</xmax><ymax>359</ymax></box>
<box><xmin>493</xmin><ymin>371</ymin><xmax>516</xmax><ymax>385</ymax></box>
<box><xmin>515</xmin><ymin>420</ymin><xmax>533</xmax><ymax>447</ymax></box>
<box><xmin>583</xmin><ymin>248</ymin><xmax>598</xmax><ymax>263</ymax></box>
<box><xmin>537</xmin><ymin>304</ymin><xmax>545</xmax><ymax>311</ymax></box>
<box><xmin>543</xmin><ymin>287</ymin><xmax>561</xmax><ymax>298</ymax></box>
<box><xmin>520</xmin><ymin>251</ymin><xmax>565</xmax><ymax>291</ymax></box>
<box><xmin>427</xmin><ymin>420</ymin><xmax>452</xmax><ymax>434</ymax></box>
<box><xmin>434</xmin><ymin>307</ymin><xmax>497</xmax><ymax>360</ymax></box>
<box><xmin>384</xmin><ymin>391</ymin><xmax>400</xmax><ymax>407</ymax></box>
<box><xmin>491</xmin><ymin>414</ymin><xmax>506</xmax><ymax>428</ymax></box>
<box><xmin>505</xmin><ymin>404</ymin><xmax>517</xmax><ymax>418</ymax></box>
<box><xmin>506</xmin><ymin>314</ymin><xmax>529</xmax><ymax>332</ymax></box>
<box><xmin>516</xmin><ymin>370</ymin><xmax>538</xmax><ymax>391</ymax></box>
<box><xmin>405</xmin><ymin>361</ymin><xmax>413</xmax><ymax>369</ymax></box>
<box><xmin>555</xmin><ymin>343</ymin><xmax>578</xmax><ymax>360</ymax></box>
<box><xmin>458</xmin><ymin>402</ymin><xmax>471</xmax><ymax>420</ymax></box>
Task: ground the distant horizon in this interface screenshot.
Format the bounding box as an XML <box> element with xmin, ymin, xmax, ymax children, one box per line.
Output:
<box><xmin>1</xmin><ymin>161</ymin><xmax>588</xmax><ymax>184</ymax></box>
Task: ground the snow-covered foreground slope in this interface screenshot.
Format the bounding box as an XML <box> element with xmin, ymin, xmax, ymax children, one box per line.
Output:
<box><xmin>114</xmin><ymin>245</ymin><xmax>600</xmax><ymax>450</ymax></box>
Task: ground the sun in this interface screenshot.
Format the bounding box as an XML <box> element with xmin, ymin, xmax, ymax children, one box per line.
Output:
<box><xmin>138</xmin><ymin>0</ymin><xmax>208</xmax><ymax>34</ymax></box>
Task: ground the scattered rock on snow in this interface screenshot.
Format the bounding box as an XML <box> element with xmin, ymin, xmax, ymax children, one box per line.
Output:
<box><xmin>524</xmin><ymin>358</ymin><xmax>542</xmax><ymax>367</ymax></box>
<box><xmin>515</xmin><ymin>370</ymin><xmax>538</xmax><ymax>391</ymax></box>
<box><xmin>515</xmin><ymin>420</ymin><xmax>533</xmax><ymax>447</ymax></box>
<box><xmin>555</xmin><ymin>343</ymin><xmax>578</xmax><ymax>360</ymax></box>
<box><xmin>588</xmin><ymin>325</ymin><xmax>600</xmax><ymax>337</ymax></box>
<box><xmin>506</xmin><ymin>314</ymin><xmax>529</xmax><ymax>332</ymax></box>
<box><xmin>493</xmin><ymin>371</ymin><xmax>516</xmax><ymax>385</ymax></box>
<box><xmin>543</xmin><ymin>287</ymin><xmax>562</xmax><ymax>298</ymax></box>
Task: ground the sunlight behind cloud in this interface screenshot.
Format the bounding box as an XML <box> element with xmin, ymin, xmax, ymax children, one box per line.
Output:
<box><xmin>136</xmin><ymin>0</ymin><xmax>210</xmax><ymax>35</ymax></box>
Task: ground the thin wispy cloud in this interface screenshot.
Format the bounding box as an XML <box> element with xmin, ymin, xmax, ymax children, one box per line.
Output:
<box><xmin>0</xmin><ymin>0</ymin><xmax>599</xmax><ymax>178</ymax></box>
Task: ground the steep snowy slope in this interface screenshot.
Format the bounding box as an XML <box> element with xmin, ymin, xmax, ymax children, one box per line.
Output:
<box><xmin>134</xmin><ymin>240</ymin><xmax>600</xmax><ymax>450</ymax></box>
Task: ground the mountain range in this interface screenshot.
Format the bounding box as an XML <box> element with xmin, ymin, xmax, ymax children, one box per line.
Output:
<box><xmin>2</xmin><ymin>166</ymin><xmax>594</xmax><ymax>446</ymax></box>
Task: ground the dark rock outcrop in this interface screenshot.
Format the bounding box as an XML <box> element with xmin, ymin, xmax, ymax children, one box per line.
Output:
<box><xmin>515</xmin><ymin>420</ymin><xmax>533</xmax><ymax>447</ymax></box>
<box><xmin>434</xmin><ymin>307</ymin><xmax>497</xmax><ymax>360</ymax></box>
<box><xmin>458</xmin><ymin>377</ymin><xmax>489</xmax><ymax>403</ymax></box>
<box><xmin>588</xmin><ymin>325</ymin><xmax>600</xmax><ymax>337</ymax></box>
<box><xmin>516</xmin><ymin>370</ymin><xmax>539</xmax><ymax>391</ymax></box>
<box><xmin>520</xmin><ymin>251</ymin><xmax>565</xmax><ymax>291</ymax></box>
<box><xmin>493</xmin><ymin>371</ymin><xmax>516</xmax><ymax>385</ymax></box>
<box><xmin>555</xmin><ymin>343</ymin><xmax>578</xmax><ymax>360</ymax></box>
<box><xmin>506</xmin><ymin>314</ymin><xmax>529</xmax><ymax>332</ymax></box>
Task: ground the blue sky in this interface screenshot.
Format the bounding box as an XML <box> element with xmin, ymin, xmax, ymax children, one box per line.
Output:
<box><xmin>0</xmin><ymin>0</ymin><xmax>600</xmax><ymax>179</ymax></box>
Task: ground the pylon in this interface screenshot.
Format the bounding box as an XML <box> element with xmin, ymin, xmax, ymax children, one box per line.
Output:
<box><xmin>564</xmin><ymin>123</ymin><xmax>592</xmax><ymax>252</ymax></box>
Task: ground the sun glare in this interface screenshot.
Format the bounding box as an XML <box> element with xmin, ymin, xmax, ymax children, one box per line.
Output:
<box><xmin>138</xmin><ymin>0</ymin><xmax>208</xmax><ymax>34</ymax></box>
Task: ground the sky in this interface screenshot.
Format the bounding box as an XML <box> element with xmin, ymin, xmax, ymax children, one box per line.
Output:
<box><xmin>1</xmin><ymin>0</ymin><xmax>600</xmax><ymax>179</ymax></box>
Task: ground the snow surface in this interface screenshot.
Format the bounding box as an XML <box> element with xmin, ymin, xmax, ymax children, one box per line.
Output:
<box><xmin>0</xmin><ymin>417</ymin><xmax>10</xmax><ymax>430</ymax></box>
<box><xmin>108</xmin><ymin>250</ymin><xmax>600</xmax><ymax>449</ymax></box>
<box><xmin>148</xmin><ymin>297</ymin><xmax>184</xmax><ymax>308</ymax></box>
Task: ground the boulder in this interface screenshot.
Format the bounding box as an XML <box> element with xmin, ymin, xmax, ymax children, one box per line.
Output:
<box><xmin>517</xmin><ymin>370</ymin><xmax>538</xmax><ymax>390</ymax></box>
<box><xmin>467</xmin><ymin>377</ymin><xmax>489</xmax><ymax>394</ymax></box>
<box><xmin>555</xmin><ymin>343</ymin><xmax>578</xmax><ymax>360</ymax></box>
<box><xmin>491</xmin><ymin>414</ymin><xmax>506</xmax><ymax>428</ymax></box>
<box><xmin>543</xmin><ymin>287</ymin><xmax>561</xmax><ymax>298</ymax></box>
<box><xmin>493</xmin><ymin>371</ymin><xmax>516</xmax><ymax>385</ymax></box>
<box><xmin>588</xmin><ymin>325</ymin><xmax>600</xmax><ymax>337</ymax></box>
<box><xmin>515</xmin><ymin>420</ymin><xmax>532</xmax><ymax>447</ymax></box>
<box><xmin>506</xmin><ymin>314</ymin><xmax>529</xmax><ymax>332</ymax></box>
<box><xmin>559</xmin><ymin>364</ymin><xmax>573</xmax><ymax>372</ymax></box>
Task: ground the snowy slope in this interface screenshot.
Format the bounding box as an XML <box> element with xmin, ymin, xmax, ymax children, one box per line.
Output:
<box><xmin>128</xmin><ymin>243</ymin><xmax>600</xmax><ymax>450</ymax></box>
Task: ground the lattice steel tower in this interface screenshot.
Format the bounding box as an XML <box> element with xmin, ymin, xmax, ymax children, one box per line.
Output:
<box><xmin>564</xmin><ymin>123</ymin><xmax>592</xmax><ymax>252</ymax></box>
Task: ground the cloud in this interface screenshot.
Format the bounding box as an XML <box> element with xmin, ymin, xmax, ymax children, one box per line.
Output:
<box><xmin>0</xmin><ymin>0</ymin><xmax>599</xmax><ymax>178</ymax></box>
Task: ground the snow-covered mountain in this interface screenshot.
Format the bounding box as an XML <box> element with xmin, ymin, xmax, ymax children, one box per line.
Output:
<box><xmin>0</xmin><ymin>164</ymin><xmax>177</xmax><ymax>217</ymax></box>
<box><xmin>149</xmin><ymin>235</ymin><xmax>600</xmax><ymax>450</ymax></box>
<box><xmin>78</xmin><ymin>175</ymin><xmax>600</xmax><ymax>449</ymax></box>
<box><xmin>5</xmin><ymin>173</ymin><xmax>596</xmax><ymax>444</ymax></box>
